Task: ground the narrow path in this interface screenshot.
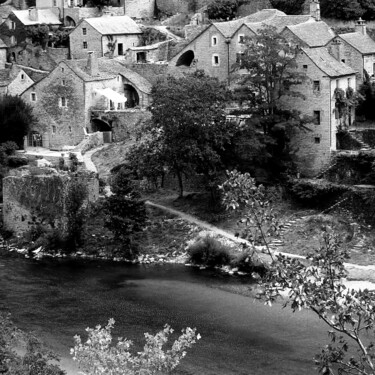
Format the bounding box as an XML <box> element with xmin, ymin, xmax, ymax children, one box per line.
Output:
<box><xmin>82</xmin><ymin>144</ymin><xmax>110</xmax><ymax>173</ymax></box>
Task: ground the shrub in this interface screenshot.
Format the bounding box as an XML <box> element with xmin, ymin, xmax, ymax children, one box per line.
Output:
<box><xmin>231</xmin><ymin>251</ymin><xmax>268</xmax><ymax>276</ymax></box>
<box><xmin>188</xmin><ymin>235</ymin><xmax>231</xmax><ymax>267</ymax></box>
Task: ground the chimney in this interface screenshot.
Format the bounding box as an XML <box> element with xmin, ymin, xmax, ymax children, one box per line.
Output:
<box><xmin>329</xmin><ymin>38</ymin><xmax>341</xmax><ymax>62</ymax></box>
<box><xmin>310</xmin><ymin>0</ymin><xmax>320</xmax><ymax>21</ymax></box>
<box><xmin>28</xmin><ymin>7</ymin><xmax>38</xmax><ymax>21</ymax></box>
<box><xmin>87</xmin><ymin>51</ymin><xmax>98</xmax><ymax>76</ymax></box>
<box><xmin>355</xmin><ymin>17</ymin><xmax>367</xmax><ymax>35</ymax></box>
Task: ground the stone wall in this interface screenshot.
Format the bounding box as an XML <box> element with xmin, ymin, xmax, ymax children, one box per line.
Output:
<box><xmin>122</xmin><ymin>62</ymin><xmax>168</xmax><ymax>84</ymax></box>
<box><xmin>125</xmin><ymin>0</ymin><xmax>155</xmax><ymax>18</ymax></box>
<box><xmin>3</xmin><ymin>169</ymin><xmax>99</xmax><ymax>236</ymax></box>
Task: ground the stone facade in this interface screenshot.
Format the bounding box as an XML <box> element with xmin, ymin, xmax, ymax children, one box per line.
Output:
<box><xmin>3</xmin><ymin>168</ymin><xmax>99</xmax><ymax>236</ymax></box>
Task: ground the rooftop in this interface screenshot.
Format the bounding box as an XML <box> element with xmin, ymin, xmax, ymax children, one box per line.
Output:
<box><xmin>12</xmin><ymin>9</ymin><xmax>61</xmax><ymax>25</ymax></box>
<box><xmin>339</xmin><ymin>32</ymin><xmax>375</xmax><ymax>55</ymax></box>
<box><xmin>246</xmin><ymin>14</ymin><xmax>314</xmax><ymax>33</ymax></box>
<box><xmin>302</xmin><ymin>47</ymin><xmax>356</xmax><ymax>77</ymax></box>
<box><xmin>285</xmin><ymin>21</ymin><xmax>336</xmax><ymax>47</ymax></box>
<box><xmin>83</xmin><ymin>15</ymin><xmax>142</xmax><ymax>35</ymax></box>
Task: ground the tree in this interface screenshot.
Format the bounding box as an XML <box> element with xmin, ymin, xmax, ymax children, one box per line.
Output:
<box><xmin>320</xmin><ymin>0</ymin><xmax>364</xmax><ymax>20</ymax></box>
<box><xmin>269</xmin><ymin>0</ymin><xmax>304</xmax><ymax>14</ymax></box>
<box><xmin>221</xmin><ymin>170</ymin><xmax>375</xmax><ymax>375</ymax></box>
<box><xmin>232</xmin><ymin>25</ymin><xmax>310</xmax><ymax>178</ymax></box>
<box><xmin>0</xmin><ymin>95</ymin><xmax>36</xmax><ymax>148</ymax></box>
<box><xmin>104</xmin><ymin>167</ymin><xmax>147</xmax><ymax>257</ymax></box>
<box><xmin>71</xmin><ymin>319</ymin><xmax>200</xmax><ymax>375</ymax></box>
<box><xmin>27</xmin><ymin>24</ymin><xmax>50</xmax><ymax>49</ymax></box>
<box><xmin>145</xmin><ymin>70</ymin><xmax>234</xmax><ymax>198</ymax></box>
<box><xmin>356</xmin><ymin>80</ymin><xmax>375</xmax><ymax>121</ymax></box>
<box><xmin>207</xmin><ymin>0</ymin><xmax>238</xmax><ymax>20</ymax></box>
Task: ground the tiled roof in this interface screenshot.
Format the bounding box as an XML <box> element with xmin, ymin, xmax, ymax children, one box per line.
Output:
<box><xmin>285</xmin><ymin>21</ymin><xmax>335</xmax><ymax>47</ymax></box>
<box><xmin>12</xmin><ymin>9</ymin><xmax>61</xmax><ymax>25</ymax></box>
<box><xmin>339</xmin><ymin>32</ymin><xmax>375</xmax><ymax>54</ymax></box>
<box><xmin>302</xmin><ymin>47</ymin><xmax>356</xmax><ymax>77</ymax></box>
<box><xmin>84</xmin><ymin>15</ymin><xmax>142</xmax><ymax>35</ymax></box>
<box><xmin>64</xmin><ymin>58</ymin><xmax>152</xmax><ymax>93</ymax></box>
<box><xmin>246</xmin><ymin>14</ymin><xmax>313</xmax><ymax>33</ymax></box>
<box><xmin>213</xmin><ymin>8</ymin><xmax>286</xmax><ymax>38</ymax></box>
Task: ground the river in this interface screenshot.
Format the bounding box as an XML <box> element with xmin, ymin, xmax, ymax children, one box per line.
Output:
<box><xmin>0</xmin><ymin>256</ymin><xmax>328</xmax><ymax>375</ymax></box>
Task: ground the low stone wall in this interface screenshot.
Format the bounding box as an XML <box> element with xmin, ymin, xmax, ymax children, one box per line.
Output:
<box><xmin>122</xmin><ymin>63</ymin><xmax>168</xmax><ymax>85</ymax></box>
<box><xmin>3</xmin><ymin>168</ymin><xmax>99</xmax><ymax>236</ymax></box>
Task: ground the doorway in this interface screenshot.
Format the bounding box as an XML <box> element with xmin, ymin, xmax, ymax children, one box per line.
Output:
<box><xmin>118</xmin><ymin>43</ymin><xmax>123</xmax><ymax>56</ymax></box>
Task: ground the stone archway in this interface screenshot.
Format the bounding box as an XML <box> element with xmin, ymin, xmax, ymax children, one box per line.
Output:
<box><xmin>176</xmin><ymin>50</ymin><xmax>195</xmax><ymax>67</ymax></box>
<box><xmin>65</xmin><ymin>16</ymin><xmax>76</xmax><ymax>27</ymax></box>
<box><xmin>92</xmin><ymin>118</ymin><xmax>111</xmax><ymax>132</ymax></box>
<box><xmin>124</xmin><ymin>84</ymin><xmax>139</xmax><ymax>108</ymax></box>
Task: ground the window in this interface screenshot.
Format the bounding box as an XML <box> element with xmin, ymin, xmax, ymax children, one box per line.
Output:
<box><xmin>313</xmin><ymin>80</ymin><xmax>320</xmax><ymax>92</ymax></box>
<box><xmin>236</xmin><ymin>52</ymin><xmax>243</xmax><ymax>64</ymax></box>
<box><xmin>341</xmin><ymin>59</ymin><xmax>345</xmax><ymax>63</ymax></box>
<box><xmin>70</xmin><ymin>0</ymin><xmax>73</xmax><ymax>6</ymax></box>
<box><xmin>31</xmin><ymin>92</ymin><xmax>36</xmax><ymax>102</ymax></box>
<box><xmin>62</xmin><ymin>79</ymin><xmax>65</xmax><ymax>86</ymax></box>
<box><xmin>212</xmin><ymin>54</ymin><xmax>220</xmax><ymax>66</ymax></box>
<box><xmin>60</xmin><ymin>97</ymin><xmax>67</xmax><ymax>107</ymax></box>
<box><xmin>68</xmin><ymin>126</ymin><xmax>72</xmax><ymax>133</ymax></box>
<box><xmin>348</xmin><ymin>78</ymin><xmax>351</xmax><ymax>87</ymax></box>
<box><xmin>212</xmin><ymin>36</ymin><xmax>217</xmax><ymax>46</ymax></box>
<box><xmin>21</xmin><ymin>73</ymin><xmax>25</xmax><ymax>80</ymax></box>
<box><xmin>314</xmin><ymin>137</ymin><xmax>321</xmax><ymax>144</ymax></box>
<box><xmin>83</xmin><ymin>41</ymin><xmax>87</xmax><ymax>49</ymax></box>
<box><xmin>10</xmin><ymin>35</ymin><xmax>16</xmax><ymax>45</ymax></box>
<box><xmin>52</xmin><ymin>125</ymin><xmax>56</xmax><ymax>133</ymax></box>
<box><xmin>10</xmin><ymin>21</ymin><xmax>15</xmax><ymax>30</ymax></box>
<box><xmin>82</xmin><ymin>28</ymin><xmax>87</xmax><ymax>35</ymax></box>
<box><xmin>303</xmin><ymin>64</ymin><xmax>308</xmax><ymax>70</ymax></box>
<box><xmin>238</xmin><ymin>34</ymin><xmax>245</xmax><ymax>44</ymax></box>
<box><xmin>53</xmin><ymin>0</ymin><xmax>57</xmax><ymax>6</ymax></box>
<box><xmin>336</xmin><ymin>79</ymin><xmax>339</xmax><ymax>88</ymax></box>
<box><xmin>61</xmin><ymin>67</ymin><xmax>64</xmax><ymax>73</ymax></box>
<box><xmin>313</xmin><ymin>110</ymin><xmax>321</xmax><ymax>125</ymax></box>
<box><xmin>117</xmin><ymin>103</ymin><xmax>122</xmax><ymax>110</ymax></box>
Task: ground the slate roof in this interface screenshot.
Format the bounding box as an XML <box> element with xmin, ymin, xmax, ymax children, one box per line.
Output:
<box><xmin>213</xmin><ymin>8</ymin><xmax>286</xmax><ymax>38</ymax></box>
<box><xmin>83</xmin><ymin>15</ymin><xmax>142</xmax><ymax>35</ymax></box>
<box><xmin>12</xmin><ymin>9</ymin><xmax>61</xmax><ymax>25</ymax></box>
<box><xmin>303</xmin><ymin>47</ymin><xmax>356</xmax><ymax>77</ymax></box>
<box><xmin>284</xmin><ymin>21</ymin><xmax>335</xmax><ymax>47</ymax></box>
<box><xmin>339</xmin><ymin>32</ymin><xmax>375</xmax><ymax>55</ymax></box>
<box><xmin>246</xmin><ymin>14</ymin><xmax>313</xmax><ymax>33</ymax></box>
<box><xmin>63</xmin><ymin>58</ymin><xmax>152</xmax><ymax>93</ymax></box>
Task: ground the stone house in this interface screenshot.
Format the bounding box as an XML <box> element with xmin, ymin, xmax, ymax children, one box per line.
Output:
<box><xmin>168</xmin><ymin>9</ymin><xmax>314</xmax><ymax>81</ymax></box>
<box><xmin>0</xmin><ymin>38</ymin><xmax>7</xmax><ymax>69</ymax></box>
<box><xmin>282</xmin><ymin>47</ymin><xmax>356</xmax><ymax>176</ymax></box>
<box><xmin>327</xmin><ymin>18</ymin><xmax>375</xmax><ymax>87</ymax></box>
<box><xmin>21</xmin><ymin>53</ymin><xmax>152</xmax><ymax>150</ymax></box>
<box><xmin>69</xmin><ymin>15</ymin><xmax>142</xmax><ymax>59</ymax></box>
<box><xmin>0</xmin><ymin>64</ymin><xmax>35</xmax><ymax>96</ymax></box>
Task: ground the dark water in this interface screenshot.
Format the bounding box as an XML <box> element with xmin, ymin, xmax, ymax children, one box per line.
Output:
<box><xmin>0</xmin><ymin>256</ymin><xmax>328</xmax><ymax>375</ymax></box>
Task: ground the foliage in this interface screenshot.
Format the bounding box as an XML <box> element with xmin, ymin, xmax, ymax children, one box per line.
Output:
<box><xmin>0</xmin><ymin>313</ymin><xmax>65</xmax><ymax>375</ymax></box>
<box><xmin>49</xmin><ymin>28</ymin><xmax>69</xmax><ymax>48</ymax></box>
<box><xmin>104</xmin><ymin>167</ymin><xmax>147</xmax><ymax>257</ymax></box>
<box><xmin>64</xmin><ymin>178</ymin><xmax>88</xmax><ymax>252</ymax></box>
<box><xmin>288</xmin><ymin>179</ymin><xmax>350</xmax><ymax>207</ymax></box>
<box><xmin>336</xmin><ymin>130</ymin><xmax>363</xmax><ymax>151</ymax></box>
<box><xmin>206</xmin><ymin>0</ymin><xmax>238</xmax><ymax>20</ymax></box>
<box><xmin>187</xmin><ymin>235</ymin><xmax>232</xmax><ymax>267</ymax></box>
<box><xmin>230</xmin><ymin>250</ymin><xmax>268</xmax><ymax>275</ymax></box>
<box><xmin>27</xmin><ymin>24</ymin><xmax>50</xmax><ymax>49</ymax></box>
<box><xmin>0</xmin><ymin>95</ymin><xmax>36</xmax><ymax>148</ymax></box>
<box><xmin>71</xmin><ymin>319</ymin><xmax>200</xmax><ymax>375</ymax></box>
<box><xmin>139</xmin><ymin>70</ymin><xmax>234</xmax><ymax>197</ymax></box>
<box><xmin>86</xmin><ymin>0</ymin><xmax>110</xmax><ymax>9</ymax></box>
<box><xmin>261</xmin><ymin>230</ymin><xmax>375</xmax><ymax>375</ymax></box>
<box><xmin>69</xmin><ymin>153</ymin><xmax>79</xmax><ymax>172</ymax></box>
<box><xmin>139</xmin><ymin>27</ymin><xmax>167</xmax><ymax>46</ymax></box>
<box><xmin>269</xmin><ymin>0</ymin><xmax>304</xmax><ymax>14</ymax></box>
<box><xmin>334</xmin><ymin>88</ymin><xmax>363</xmax><ymax>130</ymax></box>
<box><xmin>320</xmin><ymin>0</ymin><xmax>365</xmax><ymax>20</ymax></box>
<box><xmin>220</xmin><ymin>170</ymin><xmax>280</xmax><ymax>251</ymax></box>
<box><xmin>357</xmin><ymin>81</ymin><xmax>375</xmax><ymax>121</ymax></box>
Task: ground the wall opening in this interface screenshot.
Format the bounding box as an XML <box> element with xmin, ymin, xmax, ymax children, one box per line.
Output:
<box><xmin>92</xmin><ymin>118</ymin><xmax>111</xmax><ymax>132</ymax></box>
<box><xmin>176</xmin><ymin>50</ymin><xmax>194</xmax><ymax>67</ymax></box>
<box><xmin>28</xmin><ymin>131</ymin><xmax>43</xmax><ymax>147</ymax></box>
<box><xmin>124</xmin><ymin>84</ymin><xmax>139</xmax><ymax>108</ymax></box>
<box><xmin>65</xmin><ymin>16</ymin><xmax>76</xmax><ymax>27</ymax></box>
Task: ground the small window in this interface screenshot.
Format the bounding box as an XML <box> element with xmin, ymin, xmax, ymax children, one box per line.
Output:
<box><xmin>212</xmin><ymin>36</ymin><xmax>217</xmax><ymax>46</ymax></box>
<box><xmin>336</xmin><ymin>79</ymin><xmax>339</xmax><ymax>88</ymax></box>
<box><xmin>117</xmin><ymin>103</ymin><xmax>122</xmax><ymax>110</ymax></box>
<box><xmin>68</xmin><ymin>126</ymin><xmax>72</xmax><ymax>133</ymax></box>
<box><xmin>348</xmin><ymin>78</ymin><xmax>351</xmax><ymax>87</ymax></box>
<box><xmin>70</xmin><ymin>0</ymin><xmax>73</xmax><ymax>6</ymax></box>
<box><xmin>53</xmin><ymin>0</ymin><xmax>57</xmax><ymax>6</ymax></box>
<box><xmin>52</xmin><ymin>125</ymin><xmax>56</xmax><ymax>133</ymax></box>
<box><xmin>313</xmin><ymin>110</ymin><xmax>321</xmax><ymax>125</ymax></box>
<box><xmin>83</xmin><ymin>41</ymin><xmax>87</xmax><ymax>49</ymax></box>
<box><xmin>31</xmin><ymin>92</ymin><xmax>36</xmax><ymax>102</ymax></box>
<box><xmin>341</xmin><ymin>59</ymin><xmax>345</xmax><ymax>63</ymax></box>
<box><xmin>303</xmin><ymin>64</ymin><xmax>308</xmax><ymax>70</ymax></box>
<box><xmin>10</xmin><ymin>21</ymin><xmax>15</xmax><ymax>30</ymax></box>
<box><xmin>238</xmin><ymin>34</ymin><xmax>245</xmax><ymax>44</ymax></box>
<box><xmin>314</xmin><ymin>137</ymin><xmax>321</xmax><ymax>144</ymax></box>
<box><xmin>236</xmin><ymin>52</ymin><xmax>243</xmax><ymax>64</ymax></box>
<box><xmin>21</xmin><ymin>73</ymin><xmax>25</xmax><ymax>80</ymax></box>
<box><xmin>10</xmin><ymin>35</ymin><xmax>16</xmax><ymax>45</ymax></box>
<box><xmin>61</xmin><ymin>97</ymin><xmax>67</xmax><ymax>107</ymax></box>
<box><xmin>313</xmin><ymin>80</ymin><xmax>320</xmax><ymax>92</ymax></box>
<box><xmin>62</xmin><ymin>79</ymin><xmax>65</xmax><ymax>86</ymax></box>
<box><xmin>61</xmin><ymin>67</ymin><xmax>65</xmax><ymax>73</ymax></box>
<box><xmin>82</xmin><ymin>28</ymin><xmax>87</xmax><ymax>35</ymax></box>
<box><xmin>212</xmin><ymin>54</ymin><xmax>220</xmax><ymax>66</ymax></box>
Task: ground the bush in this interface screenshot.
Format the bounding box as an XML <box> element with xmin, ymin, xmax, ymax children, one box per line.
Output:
<box><xmin>231</xmin><ymin>251</ymin><xmax>268</xmax><ymax>276</ymax></box>
<box><xmin>188</xmin><ymin>235</ymin><xmax>231</xmax><ymax>267</ymax></box>
<box><xmin>7</xmin><ymin>155</ymin><xmax>29</xmax><ymax>168</ymax></box>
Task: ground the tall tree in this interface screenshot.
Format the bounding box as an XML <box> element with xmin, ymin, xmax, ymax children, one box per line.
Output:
<box><xmin>207</xmin><ymin>0</ymin><xmax>238</xmax><ymax>20</ymax></box>
<box><xmin>0</xmin><ymin>95</ymin><xmax>36</xmax><ymax>148</ymax></box>
<box><xmin>146</xmin><ymin>70</ymin><xmax>234</xmax><ymax>198</ymax></box>
<box><xmin>269</xmin><ymin>0</ymin><xmax>304</xmax><ymax>14</ymax></box>
<box><xmin>320</xmin><ymin>0</ymin><xmax>364</xmax><ymax>20</ymax></box>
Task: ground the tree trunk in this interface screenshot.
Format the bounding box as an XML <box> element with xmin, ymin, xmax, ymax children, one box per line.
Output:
<box><xmin>176</xmin><ymin>170</ymin><xmax>184</xmax><ymax>198</ymax></box>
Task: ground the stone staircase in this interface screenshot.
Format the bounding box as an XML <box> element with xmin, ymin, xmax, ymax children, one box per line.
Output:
<box><xmin>348</xmin><ymin>130</ymin><xmax>371</xmax><ymax>151</ymax></box>
<box><xmin>314</xmin><ymin>157</ymin><xmax>337</xmax><ymax>179</ymax></box>
<box><xmin>268</xmin><ymin>218</ymin><xmax>302</xmax><ymax>250</ymax></box>
<box><xmin>320</xmin><ymin>196</ymin><xmax>349</xmax><ymax>215</ymax></box>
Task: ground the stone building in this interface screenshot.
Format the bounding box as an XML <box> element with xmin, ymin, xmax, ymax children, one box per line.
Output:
<box><xmin>69</xmin><ymin>15</ymin><xmax>142</xmax><ymax>59</ymax></box>
<box><xmin>327</xmin><ymin>18</ymin><xmax>375</xmax><ymax>86</ymax></box>
<box><xmin>283</xmin><ymin>47</ymin><xmax>356</xmax><ymax>176</ymax></box>
<box><xmin>0</xmin><ymin>38</ymin><xmax>7</xmax><ymax>69</ymax></box>
<box><xmin>21</xmin><ymin>53</ymin><xmax>152</xmax><ymax>150</ymax></box>
<box><xmin>0</xmin><ymin>64</ymin><xmax>35</xmax><ymax>96</ymax></box>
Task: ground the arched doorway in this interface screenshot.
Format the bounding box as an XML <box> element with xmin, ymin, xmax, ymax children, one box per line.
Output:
<box><xmin>92</xmin><ymin>118</ymin><xmax>111</xmax><ymax>132</ymax></box>
<box><xmin>176</xmin><ymin>50</ymin><xmax>195</xmax><ymax>67</ymax></box>
<box><xmin>65</xmin><ymin>16</ymin><xmax>76</xmax><ymax>27</ymax></box>
<box><xmin>28</xmin><ymin>131</ymin><xmax>43</xmax><ymax>147</ymax></box>
<box><xmin>124</xmin><ymin>84</ymin><xmax>139</xmax><ymax>108</ymax></box>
